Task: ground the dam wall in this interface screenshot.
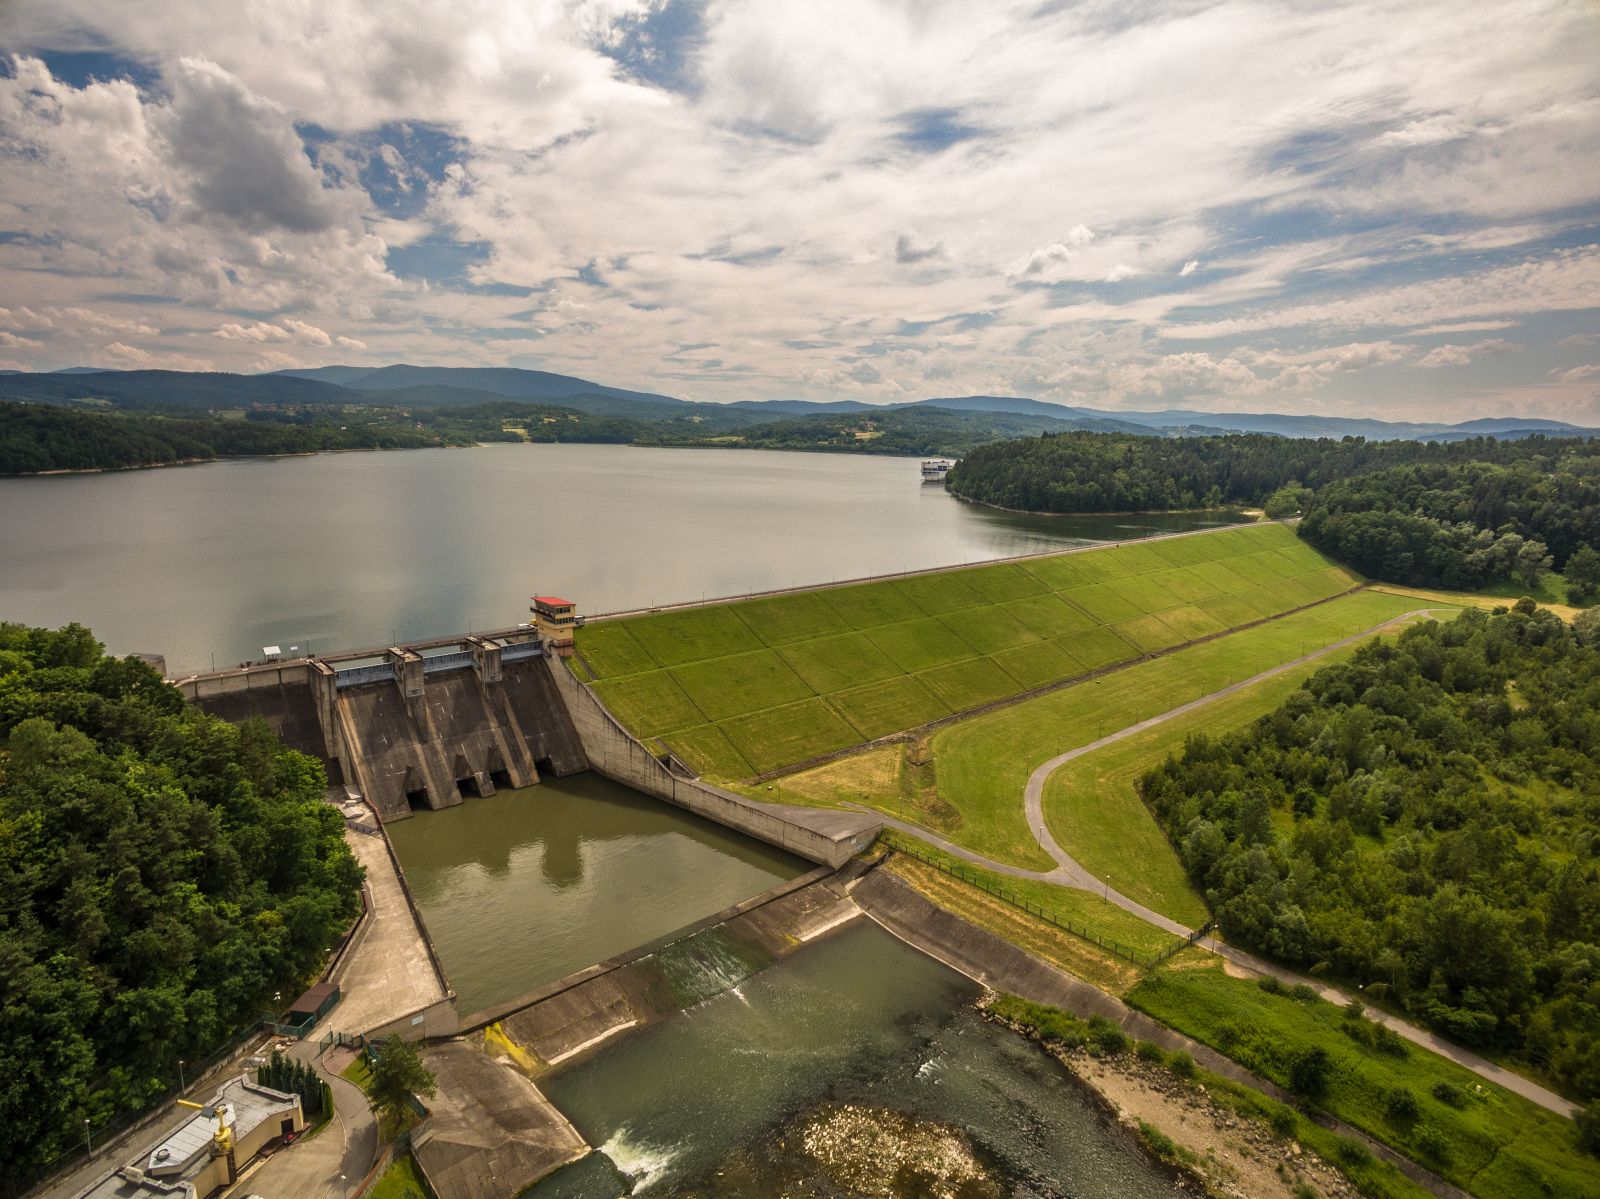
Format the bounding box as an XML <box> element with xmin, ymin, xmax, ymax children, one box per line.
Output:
<box><xmin>175</xmin><ymin>632</ymin><xmax>587</xmax><ymax>823</ymax></box>
<box><xmin>545</xmin><ymin>654</ymin><xmax>880</xmax><ymax>868</ymax></box>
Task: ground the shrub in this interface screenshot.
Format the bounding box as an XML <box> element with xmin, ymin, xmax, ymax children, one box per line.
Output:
<box><xmin>1088</xmin><ymin>1016</ymin><xmax>1130</xmax><ymax>1056</ymax></box>
<box><xmin>1290</xmin><ymin>983</ymin><xmax>1320</xmax><ymax>1003</ymax></box>
<box><xmin>1430</xmin><ymin>1080</ymin><xmax>1466</xmax><ymax>1108</ymax></box>
<box><xmin>1270</xmin><ymin>1105</ymin><xmax>1299</xmax><ymax>1138</ymax></box>
<box><xmin>1293</xmin><ymin>1184</ymin><xmax>1318</xmax><ymax>1199</ymax></box>
<box><xmin>1288</xmin><ymin>1046</ymin><xmax>1334</xmax><ymax>1101</ymax></box>
<box><xmin>1578</xmin><ymin>1102</ymin><xmax>1600</xmax><ymax>1157</ymax></box>
<box><xmin>1167</xmin><ymin>1050</ymin><xmax>1196</xmax><ymax>1079</ymax></box>
<box><xmin>1373</xmin><ymin>1024</ymin><xmax>1408</xmax><ymax>1058</ymax></box>
<box><xmin>1258</xmin><ymin>975</ymin><xmax>1286</xmax><ymax>996</ymax></box>
<box><xmin>1336</xmin><ymin>1137</ymin><xmax>1372</xmax><ymax>1167</ymax></box>
<box><xmin>1385</xmin><ymin>1087</ymin><xmax>1420</xmax><ymax>1124</ymax></box>
<box><xmin>1135</xmin><ymin>1040</ymin><xmax>1167</xmax><ymax>1065</ymax></box>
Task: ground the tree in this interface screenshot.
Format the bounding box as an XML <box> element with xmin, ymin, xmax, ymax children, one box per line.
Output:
<box><xmin>1567</xmin><ymin>545</ymin><xmax>1600</xmax><ymax>606</ymax></box>
<box><xmin>368</xmin><ymin>1039</ymin><xmax>437</xmax><ymax>1135</ymax></box>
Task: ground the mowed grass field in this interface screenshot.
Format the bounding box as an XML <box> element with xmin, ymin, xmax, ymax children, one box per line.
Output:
<box><xmin>576</xmin><ymin>522</ymin><xmax>1361</xmax><ymax>778</ymax></box>
<box><xmin>1129</xmin><ymin>959</ymin><xmax>1600</xmax><ymax>1199</ymax></box>
<box><xmin>743</xmin><ymin>589</ymin><xmax>1433</xmax><ymax>872</ymax></box>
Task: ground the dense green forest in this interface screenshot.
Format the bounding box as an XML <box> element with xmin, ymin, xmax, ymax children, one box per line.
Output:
<box><xmin>0</xmin><ymin>396</ymin><xmax>1102</xmax><ymax>474</ymax></box>
<box><xmin>1139</xmin><ymin>604</ymin><xmax>1600</xmax><ymax>1100</ymax></box>
<box><xmin>947</xmin><ymin>431</ymin><xmax>1600</xmax><ymax>591</ymax></box>
<box><xmin>0</xmin><ymin>624</ymin><xmax>363</xmax><ymax>1178</ymax></box>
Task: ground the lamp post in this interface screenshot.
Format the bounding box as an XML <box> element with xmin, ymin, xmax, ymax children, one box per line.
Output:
<box><xmin>178</xmin><ymin>1059</ymin><xmax>187</xmax><ymax>1094</ymax></box>
<box><xmin>85</xmin><ymin>1118</ymin><xmax>92</xmax><ymax>1155</ymax></box>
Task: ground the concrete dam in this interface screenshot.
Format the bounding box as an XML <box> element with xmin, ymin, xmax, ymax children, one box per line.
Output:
<box><xmin>172</xmin><ymin>624</ymin><xmax>879</xmax><ymax>867</ymax></box>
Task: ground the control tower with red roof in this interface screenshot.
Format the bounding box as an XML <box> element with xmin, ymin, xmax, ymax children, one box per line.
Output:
<box><xmin>531</xmin><ymin>595</ymin><xmax>578</xmax><ymax>657</ymax></box>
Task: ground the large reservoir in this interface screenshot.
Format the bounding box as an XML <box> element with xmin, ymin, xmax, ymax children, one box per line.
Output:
<box><xmin>383</xmin><ymin>773</ymin><xmax>806</xmax><ymax>1014</ymax></box>
<box><xmin>0</xmin><ymin>443</ymin><xmax>1244</xmax><ymax>673</ymax></box>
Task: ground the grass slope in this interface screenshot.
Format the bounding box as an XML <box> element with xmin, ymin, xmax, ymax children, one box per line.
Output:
<box><xmin>577</xmin><ymin>522</ymin><xmax>1367</xmax><ymax>779</ymax></box>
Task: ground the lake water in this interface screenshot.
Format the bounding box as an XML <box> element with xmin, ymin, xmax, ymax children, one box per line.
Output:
<box><xmin>0</xmin><ymin>443</ymin><xmax>1245</xmax><ymax>674</ymax></box>
<box><xmin>384</xmin><ymin>773</ymin><xmax>806</xmax><ymax>1015</ymax></box>
<box><xmin>529</xmin><ymin>919</ymin><xmax>1180</xmax><ymax>1198</ymax></box>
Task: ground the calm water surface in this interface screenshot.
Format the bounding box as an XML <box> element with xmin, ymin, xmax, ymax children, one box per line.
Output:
<box><xmin>0</xmin><ymin>443</ymin><xmax>1245</xmax><ymax>673</ymax></box>
<box><xmin>530</xmin><ymin>920</ymin><xmax>1180</xmax><ymax>1198</ymax></box>
<box><xmin>383</xmin><ymin>772</ymin><xmax>806</xmax><ymax>1014</ymax></box>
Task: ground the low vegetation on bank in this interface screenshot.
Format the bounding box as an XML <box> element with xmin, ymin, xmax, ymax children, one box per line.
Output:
<box><xmin>1126</xmin><ymin>960</ymin><xmax>1600</xmax><ymax>1199</ymax></box>
<box><xmin>0</xmin><ymin>623</ymin><xmax>363</xmax><ymax>1179</ymax></box>
<box><xmin>1140</xmin><ymin>604</ymin><xmax>1600</xmax><ymax>1102</ymax></box>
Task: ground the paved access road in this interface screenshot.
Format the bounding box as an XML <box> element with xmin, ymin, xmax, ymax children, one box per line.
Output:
<box><xmin>862</xmin><ymin>608</ymin><xmax>1579</xmax><ymax>1119</ymax></box>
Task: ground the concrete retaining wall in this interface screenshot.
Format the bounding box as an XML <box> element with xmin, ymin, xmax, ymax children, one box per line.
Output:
<box><xmin>544</xmin><ymin>656</ymin><xmax>879</xmax><ymax>867</ymax></box>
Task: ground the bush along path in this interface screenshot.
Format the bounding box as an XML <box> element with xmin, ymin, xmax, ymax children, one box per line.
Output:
<box><xmin>858</xmin><ymin>607</ymin><xmax>1578</xmax><ymax>1120</ymax></box>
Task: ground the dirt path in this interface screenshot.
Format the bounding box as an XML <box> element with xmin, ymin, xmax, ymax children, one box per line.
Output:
<box><xmin>861</xmin><ymin>607</ymin><xmax>1579</xmax><ymax>1119</ymax></box>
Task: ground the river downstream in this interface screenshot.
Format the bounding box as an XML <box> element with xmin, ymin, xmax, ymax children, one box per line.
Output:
<box><xmin>528</xmin><ymin>919</ymin><xmax>1180</xmax><ymax>1198</ymax></box>
<box><xmin>0</xmin><ymin>442</ymin><xmax>1245</xmax><ymax>674</ymax></box>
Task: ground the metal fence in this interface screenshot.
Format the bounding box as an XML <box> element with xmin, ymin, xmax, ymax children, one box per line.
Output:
<box><xmin>885</xmin><ymin>834</ymin><xmax>1194</xmax><ymax>970</ymax></box>
<box><xmin>335</xmin><ymin>663</ymin><xmax>395</xmax><ymax>689</ymax></box>
<box><xmin>421</xmin><ymin>650</ymin><xmax>474</xmax><ymax>674</ymax></box>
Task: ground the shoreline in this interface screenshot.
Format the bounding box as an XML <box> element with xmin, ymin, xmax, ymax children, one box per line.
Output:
<box><xmin>947</xmin><ymin>488</ymin><xmax>1260</xmax><ymax>520</ymax></box>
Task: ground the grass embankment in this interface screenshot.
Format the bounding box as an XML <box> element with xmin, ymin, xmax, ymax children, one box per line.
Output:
<box><xmin>1128</xmin><ymin>959</ymin><xmax>1600</xmax><ymax>1199</ymax></box>
<box><xmin>1371</xmin><ymin>575</ymin><xmax>1582</xmax><ymax>621</ymax></box>
<box><xmin>754</xmin><ymin>589</ymin><xmax>1430</xmax><ymax>872</ymax></box>
<box><xmin>990</xmin><ymin>995</ymin><xmax>1436</xmax><ymax>1199</ymax></box>
<box><xmin>879</xmin><ymin>837</ymin><xmax>1177</xmax><ymax>993</ymax></box>
<box><xmin>577</xmin><ymin>523</ymin><xmax>1361</xmax><ymax>778</ymax></box>
<box><xmin>1038</xmin><ymin>620</ymin><xmax>1445</xmax><ymax>927</ymax></box>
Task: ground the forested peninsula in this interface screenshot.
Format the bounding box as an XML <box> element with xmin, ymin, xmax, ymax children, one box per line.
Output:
<box><xmin>947</xmin><ymin>432</ymin><xmax>1600</xmax><ymax>596</ymax></box>
<box><xmin>0</xmin><ymin>624</ymin><xmax>363</xmax><ymax>1179</ymax></box>
<box><xmin>1139</xmin><ymin>603</ymin><xmax>1600</xmax><ymax>1102</ymax></box>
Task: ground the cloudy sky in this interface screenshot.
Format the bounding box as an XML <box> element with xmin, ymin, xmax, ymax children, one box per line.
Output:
<box><xmin>1</xmin><ymin>0</ymin><xmax>1597</xmax><ymax>421</ymax></box>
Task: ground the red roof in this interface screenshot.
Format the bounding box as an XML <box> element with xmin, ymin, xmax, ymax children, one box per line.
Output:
<box><xmin>532</xmin><ymin>596</ymin><xmax>574</xmax><ymax>607</ymax></box>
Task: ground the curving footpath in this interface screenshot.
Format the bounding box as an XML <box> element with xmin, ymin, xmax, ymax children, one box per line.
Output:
<box><xmin>861</xmin><ymin>608</ymin><xmax>1579</xmax><ymax>1119</ymax></box>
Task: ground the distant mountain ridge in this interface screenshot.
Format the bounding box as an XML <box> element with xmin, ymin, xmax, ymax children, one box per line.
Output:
<box><xmin>0</xmin><ymin>364</ymin><xmax>1593</xmax><ymax>442</ymax></box>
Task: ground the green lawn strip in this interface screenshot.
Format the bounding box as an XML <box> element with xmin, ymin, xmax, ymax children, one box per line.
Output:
<box><xmin>893</xmin><ymin>568</ymin><xmax>991</xmax><ymax>616</ymax></box>
<box><xmin>776</xmin><ymin>630</ymin><xmax>902</xmax><ymax>694</ymax></box>
<box><xmin>573</xmin><ymin>621</ymin><xmax>660</xmax><ymax>678</ymax></box>
<box><xmin>367</xmin><ymin>1150</ymin><xmax>433</xmax><ymax>1199</ymax></box>
<box><xmin>865</xmin><ymin>616</ymin><xmax>983</xmax><ymax>672</ymax></box>
<box><xmin>1224</xmin><ymin>551</ymin><xmax>1296</xmax><ymax>586</ymax></box>
<box><xmin>1064</xmin><ymin>547</ymin><xmax>1141</xmax><ymax>583</ymax></box>
<box><xmin>829</xmin><ymin>675</ymin><xmax>952</xmax><ymax>740</ymax></box>
<box><xmin>1184</xmin><ymin>558</ymin><xmax>1256</xmax><ymax>594</ymax></box>
<box><xmin>1000</xmin><ymin>592</ymin><xmax>1098</xmax><ymax>637</ymax></box>
<box><xmin>928</xmin><ymin>592</ymin><xmax>1429</xmax><ymax>871</ymax></box>
<box><xmin>1061</xmin><ymin>582</ymin><xmax>1145</xmax><ymax>623</ymax></box>
<box><xmin>1198</xmin><ymin>592</ymin><xmax>1268</xmax><ymax>629</ymax></box>
<box><xmin>962</xmin><ymin>561</ymin><xmax>1052</xmax><ymax>603</ymax></box>
<box><xmin>718</xmin><ymin>697</ymin><xmax>863</xmax><ymax>774</ymax></box>
<box><xmin>989</xmin><ymin>640</ymin><xmax>1083</xmax><ymax>689</ymax></box>
<box><xmin>1017</xmin><ymin>552</ymin><xmax>1092</xmax><ymax>591</ymax></box>
<box><xmin>1244</xmin><ymin>547</ymin><xmax>1306</xmax><ymax>578</ymax></box>
<box><xmin>918</xmin><ymin>656</ymin><xmax>1025</xmax><ymax>712</ymax></box>
<box><xmin>1039</xmin><ymin>645</ymin><xmax>1379</xmax><ymax>928</ymax></box>
<box><xmin>818</xmin><ymin>578</ymin><xmax>929</xmax><ymax>630</ymax></box>
<box><xmin>339</xmin><ymin>1056</ymin><xmax>372</xmax><ymax>1091</ymax></box>
<box><xmin>881</xmin><ymin>829</ymin><xmax>1176</xmax><ymax>958</ymax></box>
<box><xmin>1235</xmin><ymin>522</ymin><xmax>1293</xmax><ymax>548</ymax></box>
<box><xmin>622</xmin><ymin>604</ymin><xmax>765</xmax><ymax>666</ymax></box>
<box><xmin>1055</xmin><ymin>626</ymin><xmax>1141</xmax><ymax>670</ymax></box>
<box><xmin>1127</xmin><ymin>962</ymin><xmax>1600</xmax><ymax>1199</ymax></box>
<box><xmin>1152</xmin><ymin>603</ymin><xmax>1228</xmax><ymax>643</ymax></box>
<box><xmin>1102</xmin><ymin>573</ymin><xmax>1176</xmax><ymax>613</ymax></box>
<box><xmin>591</xmin><ymin>670</ymin><xmax>707</xmax><ymax>736</ymax></box>
<box><xmin>1147</xmin><ymin>566</ymin><xmax>1223</xmax><ymax>605</ymax></box>
<box><xmin>661</xmin><ymin>723</ymin><xmax>755</xmax><ymax>779</ymax></box>
<box><xmin>1109</xmin><ymin>613</ymin><xmax>1184</xmax><ymax>654</ymax></box>
<box><xmin>732</xmin><ymin>589</ymin><xmax>848</xmax><ymax>646</ymax></box>
<box><xmin>936</xmin><ymin>605</ymin><xmax>1040</xmax><ymax>653</ymax></box>
<box><xmin>670</xmin><ymin>648</ymin><xmax>814</xmax><ymax>722</ymax></box>
<box><xmin>1109</xmin><ymin>541</ymin><xmax>1178</xmax><ymax>575</ymax></box>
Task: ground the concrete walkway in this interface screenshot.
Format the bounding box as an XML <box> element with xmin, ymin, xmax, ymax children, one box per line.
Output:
<box><xmin>861</xmin><ymin>608</ymin><xmax>1579</xmax><ymax>1119</ymax></box>
<box><xmin>326</xmin><ymin>825</ymin><xmax>446</xmax><ymax>1035</ymax></box>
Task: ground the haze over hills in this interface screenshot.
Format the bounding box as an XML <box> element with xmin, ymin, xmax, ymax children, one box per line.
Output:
<box><xmin>0</xmin><ymin>364</ymin><xmax>1596</xmax><ymax>442</ymax></box>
